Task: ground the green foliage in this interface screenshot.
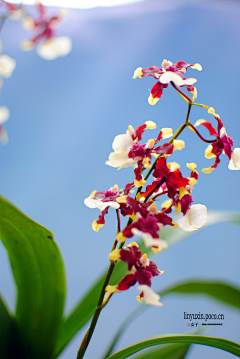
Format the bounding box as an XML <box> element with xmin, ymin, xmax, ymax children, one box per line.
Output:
<box><xmin>0</xmin><ymin>196</ymin><xmax>66</xmax><ymax>359</ymax></box>
<box><xmin>106</xmin><ymin>335</ymin><xmax>240</xmax><ymax>359</ymax></box>
<box><xmin>55</xmin><ymin>211</ymin><xmax>240</xmax><ymax>356</ymax></box>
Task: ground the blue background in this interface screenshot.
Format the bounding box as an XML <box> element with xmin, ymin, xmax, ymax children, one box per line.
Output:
<box><xmin>0</xmin><ymin>0</ymin><xmax>240</xmax><ymax>358</ymax></box>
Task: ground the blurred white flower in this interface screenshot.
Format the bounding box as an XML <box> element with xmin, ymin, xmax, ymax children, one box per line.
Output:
<box><xmin>36</xmin><ymin>36</ymin><xmax>72</xmax><ymax>61</ymax></box>
<box><xmin>0</xmin><ymin>106</ymin><xmax>10</xmax><ymax>145</ymax></box>
<box><xmin>0</xmin><ymin>54</ymin><xmax>16</xmax><ymax>78</ymax></box>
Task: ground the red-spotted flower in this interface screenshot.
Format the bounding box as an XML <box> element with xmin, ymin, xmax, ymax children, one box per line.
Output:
<box><xmin>84</xmin><ymin>183</ymin><xmax>134</xmax><ymax>232</ymax></box>
<box><xmin>106</xmin><ymin>121</ymin><xmax>173</xmax><ymax>187</ymax></box>
<box><xmin>106</xmin><ymin>242</ymin><xmax>163</xmax><ymax>306</ymax></box>
<box><xmin>21</xmin><ymin>2</ymin><xmax>72</xmax><ymax>60</ymax></box>
<box><xmin>133</xmin><ymin>59</ymin><xmax>202</xmax><ymax>105</ymax></box>
<box><xmin>117</xmin><ymin>197</ymin><xmax>173</xmax><ymax>252</ymax></box>
<box><xmin>193</xmin><ymin>114</ymin><xmax>239</xmax><ymax>172</ymax></box>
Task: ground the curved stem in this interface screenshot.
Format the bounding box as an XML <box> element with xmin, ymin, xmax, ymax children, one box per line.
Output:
<box><xmin>187</xmin><ymin>122</ymin><xmax>216</xmax><ymax>143</ymax></box>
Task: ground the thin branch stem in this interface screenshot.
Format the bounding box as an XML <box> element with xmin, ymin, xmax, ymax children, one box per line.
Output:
<box><xmin>76</xmin><ymin>103</ymin><xmax>192</xmax><ymax>359</ymax></box>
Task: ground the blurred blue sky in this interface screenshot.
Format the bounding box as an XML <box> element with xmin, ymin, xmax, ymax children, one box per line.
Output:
<box><xmin>0</xmin><ymin>0</ymin><xmax>240</xmax><ymax>358</ymax></box>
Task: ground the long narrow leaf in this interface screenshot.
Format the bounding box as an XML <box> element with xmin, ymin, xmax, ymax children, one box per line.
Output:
<box><xmin>0</xmin><ymin>294</ymin><xmax>27</xmax><ymax>359</ymax></box>
<box><xmin>0</xmin><ymin>196</ymin><xmax>66</xmax><ymax>359</ymax></box>
<box><xmin>55</xmin><ymin>211</ymin><xmax>240</xmax><ymax>356</ymax></box>
<box><xmin>160</xmin><ymin>280</ymin><xmax>240</xmax><ymax>309</ymax></box>
<box><xmin>106</xmin><ymin>335</ymin><xmax>240</xmax><ymax>359</ymax></box>
<box><xmin>131</xmin><ymin>343</ymin><xmax>190</xmax><ymax>359</ymax></box>
<box><xmin>103</xmin><ymin>280</ymin><xmax>240</xmax><ymax>357</ymax></box>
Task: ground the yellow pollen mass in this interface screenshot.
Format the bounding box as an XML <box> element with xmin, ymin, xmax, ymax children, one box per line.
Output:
<box><xmin>145</xmin><ymin>120</ymin><xmax>156</xmax><ymax>129</ymax></box>
<box><xmin>188</xmin><ymin>177</ymin><xmax>197</xmax><ymax>188</ymax></box>
<box><xmin>136</xmin><ymin>193</ymin><xmax>142</xmax><ymax>201</ymax></box>
<box><xmin>186</xmin><ymin>162</ymin><xmax>197</xmax><ymax>171</ymax></box>
<box><xmin>167</xmin><ymin>162</ymin><xmax>180</xmax><ymax>171</ymax></box>
<box><xmin>173</xmin><ymin>223</ymin><xmax>179</xmax><ymax>229</ymax></box>
<box><xmin>175</xmin><ymin>202</ymin><xmax>181</xmax><ymax>215</ymax></box>
<box><xmin>105</xmin><ymin>285</ymin><xmax>121</xmax><ymax>293</ymax></box>
<box><xmin>202</xmin><ymin>167</ymin><xmax>213</xmax><ymax>174</ymax></box>
<box><xmin>136</xmin><ymin>295</ymin><xmax>143</xmax><ymax>303</ymax></box>
<box><xmin>88</xmin><ymin>190</ymin><xmax>97</xmax><ymax>199</ymax></box>
<box><xmin>191</xmin><ymin>87</ymin><xmax>198</xmax><ymax>101</ymax></box>
<box><xmin>108</xmin><ymin>249</ymin><xmax>121</xmax><ymax>261</ymax></box>
<box><xmin>205</xmin><ymin>144</ymin><xmax>216</xmax><ymax>159</ymax></box>
<box><xmin>161</xmin><ymin>199</ymin><xmax>172</xmax><ymax>209</ymax></box>
<box><xmin>173</xmin><ymin>139</ymin><xmax>185</xmax><ymax>151</ymax></box>
<box><xmin>160</xmin><ymin>127</ymin><xmax>173</xmax><ymax>139</ymax></box>
<box><xmin>143</xmin><ymin>157</ymin><xmax>151</xmax><ymax>168</ymax></box>
<box><xmin>142</xmin><ymin>253</ymin><xmax>148</xmax><ymax>260</ymax></box>
<box><xmin>132</xmin><ymin>67</ymin><xmax>143</xmax><ymax>79</ymax></box>
<box><xmin>190</xmin><ymin>63</ymin><xmax>202</xmax><ymax>71</ymax></box>
<box><xmin>179</xmin><ymin>187</ymin><xmax>189</xmax><ymax>199</ymax></box>
<box><xmin>194</xmin><ymin>119</ymin><xmax>206</xmax><ymax>127</ymax></box>
<box><xmin>208</xmin><ymin>107</ymin><xmax>220</xmax><ymax>119</ymax></box>
<box><xmin>116</xmin><ymin>232</ymin><xmax>127</xmax><ymax>243</ymax></box>
<box><xmin>151</xmin><ymin>247</ymin><xmax>163</xmax><ymax>254</ymax></box>
<box><xmin>127</xmin><ymin>213</ymin><xmax>137</xmax><ymax>222</ymax></box>
<box><xmin>116</xmin><ymin>195</ymin><xmax>128</xmax><ymax>203</ymax></box>
<box><xmin>134</xmin><ymin>178</ymin><xmax>146</xmax><ymax>188</ymax></box>
<box><xmin>92</xmin><ymin>220</ymin><xmax>104</xmax><ymax>232</ymax></box>
<box><xmin>127</xmin><ymin>242</ymin><xmax>139</xmax><ymax>248</ymax></box>
<box><xmin>148</xmin><ymin>93</ymin><xmax>160</xmax><ymax>106</ymax></box>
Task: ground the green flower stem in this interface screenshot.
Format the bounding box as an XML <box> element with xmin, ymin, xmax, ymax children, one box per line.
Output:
<box><xmin>76</xmin><ymin>103</ymin><xmax>192</xmax><ymax>359</ymax></box>
<box><xmin>136</xmin><ymin>103</ymin><xmax>192</xmax><ymax>197</ymax></box>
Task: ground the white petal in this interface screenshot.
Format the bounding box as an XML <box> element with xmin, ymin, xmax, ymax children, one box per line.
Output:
<box><xmin>0</xmin><ymin>55</ymin><xmax>16</xmax><ymax>78</ymax></box>
<box><xmin>228</xmin><ymin>148</ymin><xmax>240</xmax><ymax>170</ymax></box>
<box><xmin>177</xmin><ymin>210</ymin><xmax>195</xmax><ymax>231</ymax></box>
<box><xmin>137</xmin><ymin>285</ymin><xmax>163</xmax><ymax>306</ymax></box>
<box><xmin>106</xmin><ymin>151</ymin><xmax>134</xmax><ymax>169</ymax></box>
<box><xmin>0</xmin><ymin>106</ymin><xmax>10</xmax><ymax>125</ymax></box>
<box><xmin>132</xmin><ymin>228</ymin><xmax>168</xmax><ymax>249</ymax></box>
<box><xmin>190</xmin><ymin>204</ymin><xmax>207</xmax><ymax>229</ymax></box>
<box><xmin>160</xmin><ymin>71</ymin><xmax>197</xmax><ymax>87</ymax></box>
<box><xmin>177</xmin><ymin>204</ymin><xmax>207</xmax><ymax>231</ymax></box>
<box><xmin>36</xmin><ymin>36</ymin><xmax>72</xmax><ymax>61</ymax></box>
<box><xmin>84</xmin><ymin>198</ymin><xmax>100</xmax><ymax>209</ymax></box>
<box><xmin>112</xmin><ymin>133</ymin><xmax>134</xmax><ymax>151</ymax></box>
<box><xmin>84</xmin><ymin>198</ymin><xmax>119</xmax><ymax>211</ymax></box>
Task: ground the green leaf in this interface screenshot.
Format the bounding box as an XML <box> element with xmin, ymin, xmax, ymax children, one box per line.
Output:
<box><xmin>55</xmin><ymin>211</ymin><xmax>240</xmax><ymax>356</ymax></box>
<box><xmin>0</xmin><ymin>196</ymin><xmax>66</xmax><ymax>359</ymax></box>
<box><xmin>160</xmin><ymin>280</ymin><xmax>240</xmax><ymax>310</ymax></box>
<box><xmin>131</xmin><ymin>328</ymin><xmax>204</xmax><ymax>359</ymax></box>
<box><xmin>0</xmin><ymin>294</ymin><xmax>27</xmax><ymax>359</ymax></box>
<box><xmin>106</xmin><ymin>335</ymin><xmax>240</xmax><ymax>359</ymax></box>
<box><xmin>131</xmin><ymin>343</ymin><xmax>190</xmax><ymax>359</ymax></box>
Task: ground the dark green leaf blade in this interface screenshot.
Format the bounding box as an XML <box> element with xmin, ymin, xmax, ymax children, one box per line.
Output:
<box><xmin>0</xmin><ymin>294</ymin><xmax>27</xmax><ymax>359</ymax></box>
<box><xmin>55</xmin><ymin>211</ymin><xmax>240</xmax><ymax>356</ymax></box>
<box><xmin>106</xmin><ymin>335</ymin><xmax>240</xmax><ymax>359</ymax></box>
<box><xmin>0</xmin><ymin>196</ymin><xmax>66</xmax><ymax>359</ymax></box>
